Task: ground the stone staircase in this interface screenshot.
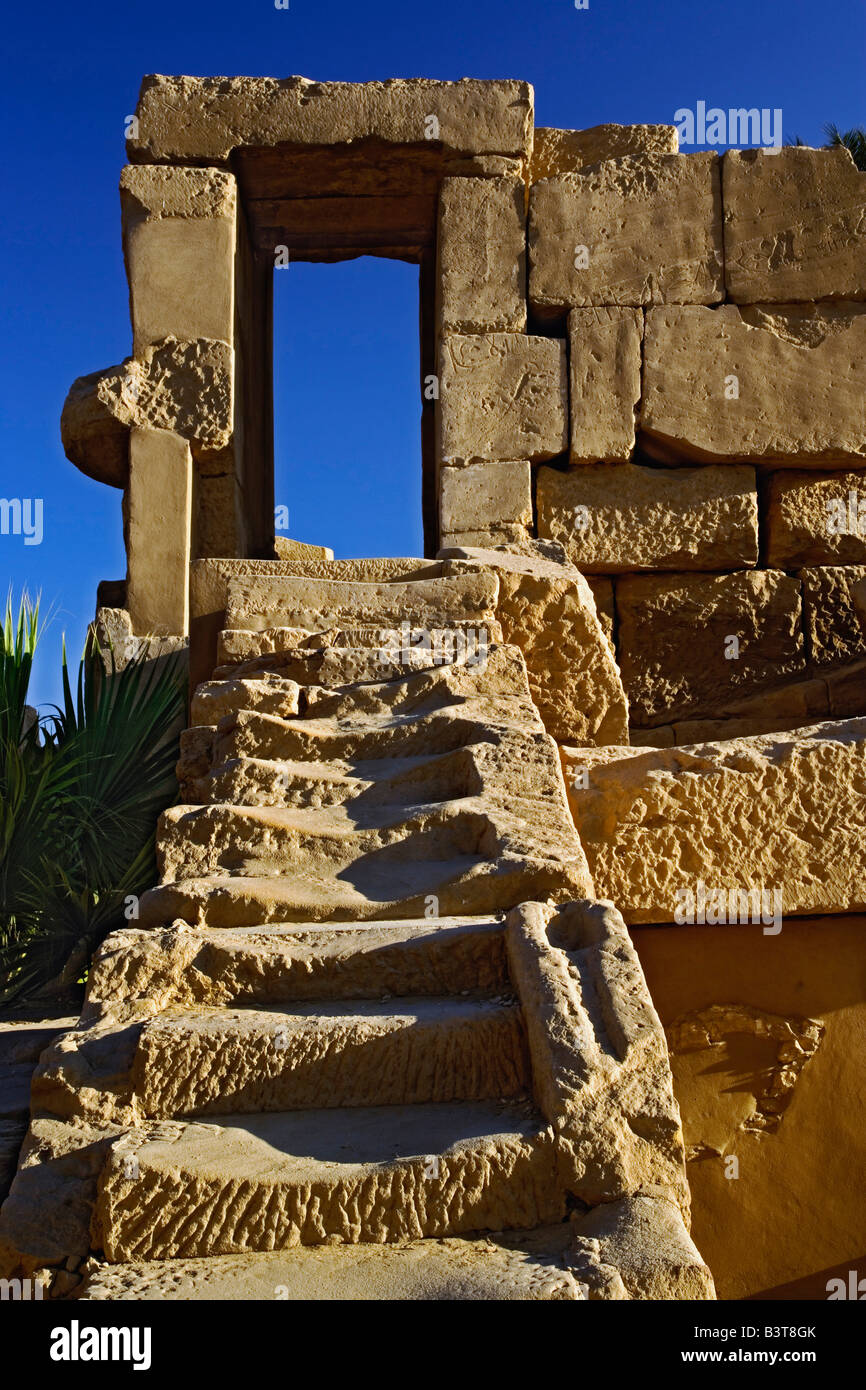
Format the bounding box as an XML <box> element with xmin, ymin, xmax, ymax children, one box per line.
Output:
<box><xmin>0</xmin><ymin>560</ymin><xmax>714</xmax><ymax>1300</ymax></box>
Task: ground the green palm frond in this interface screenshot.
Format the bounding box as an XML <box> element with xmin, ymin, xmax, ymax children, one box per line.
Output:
<box><xmin>822</xmin><ymin>123</ymin><xmax>866</xmax><ymax>171</ymax></box>
<box><xmin>0</xmin><ymin>597</ymin><xmax>186</xmax><ymax>1002</ymax></box>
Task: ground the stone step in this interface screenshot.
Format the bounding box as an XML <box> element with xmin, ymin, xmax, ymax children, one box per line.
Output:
<box><xmin>95</xmin><ymin>1100</ymin><xmax>561</xmax><ymax>1261</ymax></box>
<box><xmin>139</xmin><ymin>841</ymin><xmax>590</xmax><ymax>926</ymax></box>
<box><xmin>225</xmin><ymin>571</ymin><xmax>499</xmax><ymax>632</ymax></box>
<box><xmin>156</xmin><ymin>794</ymin><xmax>582</xmax><ymax>885</ymax></box>
<box><xmin>188</xmin><ymin>749</ymin><xmax>478</xmax><ymax>810</ymax></box>
<box><xmin>78</xmin><ymin>1230</ymin><xmax>585</xmax><ymax>1300</ymax></box>
<box><xmin>156</xmin><ymin>799</ymin><xmax>505</xmax><ymax>881</ymax></box>
<box><xmin>185</xmin><ymin>730</ymin><xmax>566</xmax><ymax>810</ymax></box>
<box><xmin>213</xmin><ymin>705</ymin><xmax>534</xmax><ymax>766</ymax></box>
<box><xmin>133</xmin><ymin>997</ymin><xmax>529</xmax><ymax>1118</ymax></box>
<box><xmin>217</xmin><ymin>622</ymin><xmax>503</xmax><ymax>667</ymax></box>
<box><xmin>87</xmin><ymin>919</ymin><xmax>510</xmax><ymax>1008</ymax></box>
<box><xmin>192</xmin><ymin>646</ymin><xmax>529</xmax><ymax>728</ymax></box>
<box><xmin>213</xmin><ymin>640</ymin><xmax>510</xmax><ymax>688</ymax></box>
<box><xmin>190</xmin><ymin>675</ymin><xmax>301</xmax><ymax>725</ymax></box>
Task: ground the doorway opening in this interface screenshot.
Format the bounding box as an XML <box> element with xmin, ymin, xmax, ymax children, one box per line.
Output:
<box><xmin>273</xmin><ymin>258</ymin><xmax>424</xmax><ymax>559</ymax></box>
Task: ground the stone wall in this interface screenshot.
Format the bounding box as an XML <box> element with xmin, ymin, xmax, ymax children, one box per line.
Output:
<box><xmin>62</xmin><ymin>79</ymin><xmax>865</xmax><ymax>738</ymax></box>
<box><xmin>436</xmin><ymin>134</ymin><xmax>866</xmax><ymax>741</ymax></box>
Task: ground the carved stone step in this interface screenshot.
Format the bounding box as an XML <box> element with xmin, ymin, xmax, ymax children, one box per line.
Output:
<box><xmin>95</xmin><ymin>1100</ymin><xmax>561</xmax><ymax>1260</ymax></box>
<box><xmin>133</xmin><ymin>997</ymin><xmax>529</xmax><ymax>1117</ymax></box>
<box><xmin>85</xmin><ymin>918</ymin><xmax>511</xmax><ymax>1008</ymax></box>
<box><xmin>224</xmin><ymin>571</ymin><xmax>499</xmax><ymax>632</ymax></box>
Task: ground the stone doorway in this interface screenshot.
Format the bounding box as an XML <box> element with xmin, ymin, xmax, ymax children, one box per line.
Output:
<box><xmin>272</xmin><ymin>256</ymin><xmax>424</xmax><ymax>558</ymax></box>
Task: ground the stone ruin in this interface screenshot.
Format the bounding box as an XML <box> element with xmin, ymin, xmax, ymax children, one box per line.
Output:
<box><xmin>1</xmin><ymin>75</ymin><xmax>864</xmax><ymax>1300</ymax></box>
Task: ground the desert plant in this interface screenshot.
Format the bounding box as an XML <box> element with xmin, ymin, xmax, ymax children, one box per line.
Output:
<box><xmin>822</xmin><ymin>123</ymin><xmax>866</xmax><ymax>171</ymax></box>
<box><xmin>0</xmin><ymin>595</ymin><xmax>186</xmax><ymax>1001</ymax></box>
<box><xmin>789</xmin><ymin>124</ymin><xmax>866</xmax><ymax>170</ymax></box>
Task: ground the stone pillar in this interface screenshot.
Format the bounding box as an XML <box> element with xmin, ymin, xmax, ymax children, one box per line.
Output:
<box><xmin>126</xmin><ymin>428</ymin><xmax>193</xmax><ymax>636</ymax></box>
<box><xmin>120</xmin><ymin>165</ymin><xmax>237</xmax><ymax>354</ymax></box>
<box><xmin>435</xmin><ymin>177</ymin><xmax>540</xmax><ymax>549</ymax></box>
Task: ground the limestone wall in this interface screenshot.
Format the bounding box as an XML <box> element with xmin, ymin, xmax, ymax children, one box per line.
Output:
<box><xmin>61</xmin><ymin>77</ymin><xmax>866</xmax><ymax>739</ymax></box>
<box><xmin>436</xmin><ymin>131</ymin><xmax>866</xmax><ymax>741</ymax></box>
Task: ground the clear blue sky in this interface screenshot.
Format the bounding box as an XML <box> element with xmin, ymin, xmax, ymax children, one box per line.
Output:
<box><xmin>2</xmin><ymin>0</ymin><xmax>863</xmax><ymax>708</ymax></box>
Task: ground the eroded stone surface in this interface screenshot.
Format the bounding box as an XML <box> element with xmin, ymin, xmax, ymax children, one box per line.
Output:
<box><xmin>531</xmin><ymin>124</ymin><xmax>678</xmax><ymax>181</ymax></box>
<box><xmin>120</xmin><ymin>165</ymin><xmax>237</xmax><ymax>355</ymax></box>
<box><xmin>440</xmin><ymin>546</ymin><xmax>629</xmax><ymax>744</ymax></box>
<box><xmin>436</xmin><ymin>178</ymin><xmax>526</xmax><ymax>334</ymax></box>
<box><xmin>562</xmin><ymin>719</ymin><xmax>866</xmax><ymax>922</ymax></box>
<box><xmin>568</xmin><ymin>308</ymin><xmax>642</xmax><ymax>464</ymax></box>
<box><xmin>61</xmin><ymin>338</ymin><xmax>233</xmax><ymax>486</ymax></box>
<box><xmin>641</xmin><ymin>304</ymin><xmax>866</xmax><ymax>466</ymax></box>
<box><xmin>800</xmin><ymin>565</ymin><xmax>866</xmax><ymax>668</ymax></box>
<box><xmin>129</xmin><ymin>75</ymin><xmax>534</xmax><ymax>164</ymax></box>
<box><xmin>439</xmin><ymin>333</ymin><xmax>567</xmax><ymax>464</ymax></box>
<box><xmin>616</xmin><ymin>570</ymin><xmax>805</xmax><ymax>725</ymax></box>
<box><xmin>723</xmin><ymin>146</ymin><xmax>866</xmax><ymax>303</ymax></box>
<box><xmin>667</xmin><ymin>1004</ymin><xmax>824</xmax><ymax>1153</ymax></box>
<box><xmin>537</xmin><ymin>463</ymin><xmax>758</xmax><ymax>572</ymax></box>
<box><xmin>529</xmin><ymin>153</ymin><xmax>724</xmax><ymax>312</ymax></box>
<box><xmin>767</xmin><ymin>469</ymin><xmax>866</xmax><ymax>567</ymax></box>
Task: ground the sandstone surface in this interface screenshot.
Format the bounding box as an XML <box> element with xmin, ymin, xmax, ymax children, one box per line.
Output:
<box><xmin>641</xmin><ymin>304</ymin><xmax>866</xmax><ymax>466</ymax></box>
<box><xmin>537</xmin><ymin>463</ymin><xmax>758</xmax><ymax>572</ymax></box>
<box><xmin>529</xmin><ymin>153</ymin><xmax>723</xmax><ymax>312</ymax></box>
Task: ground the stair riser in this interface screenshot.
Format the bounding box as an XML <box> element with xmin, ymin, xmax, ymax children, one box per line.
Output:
<box><xmin>217</xmin><ymin>713</ymin><xmax>502</xmax><ymax>765</ymax></box>
<box><xmin>134</xmin><ymin>1007</ymin><xmax>529</xmax><ymax>1117</ymax></box>
<box><xmin>193</xmin><ymin>747</ymin><xmax>484</xmax><ymax>810</ymax></box>
<box><xmin>87</xmin><ymin>922</ymin><xmax>510</xmax><ymax>1007</ymax></box>
<box><xmin>140</xmin><ymin>856</ymin><xmax>590</xmax><ymax>927</ymax></box>
<box><xmin>156</xmin><ymin>808</ymin><xmax>494</xmax><ymax>882</ymax></box>
<box><xmin>96</xmin><ymin>1137</ymin><xmax>564</xmax><ymax>1261</ymax></box>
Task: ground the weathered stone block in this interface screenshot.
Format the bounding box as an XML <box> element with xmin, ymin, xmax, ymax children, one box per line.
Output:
<box><xmin>440</xmin><ymin>545</ymin><xmax>629</xmax><ymax>744</ymax></box>
<box><xmin>61</xmin><ymin>338</ymin><xmax>234</xmax><ymax>486</ymax></box>
<box><xmin>126</xmin><ymin>428</ymin><xmax>192</xmax><ymax>636</ymax></box>
<box><xmin>436</xmin><ymin>178</ymin><xmax>526</xmax><ymax>334</ymax></box>
<box><xmin>121</xmin><ymin>166</ymin><xmax>237</xmax><ymax>355</ymax></box>
<box><xmin>439</xmin><ymin>333</ymin><xmax>567</xmax><ymax>463</ymax></box>
<box><xmin>529</xmin><ymin>153</ymin><xmax>723</xmax><ymax>312</ymax></box>
<box><xmin>586</xmin><ymin>577</ymin><xmax>615</xmax><ymax>648</ymax></box>
<box><xmin>826</xmin><ymin>659</ymin><xmax>866</xmax><ymax>717</ymax></box>
<box><xmin>800</xmin><ymin>565</ymin><xmax>866</xmax><ymax>668</ymax></box>
<box><xmin>440</xmin><ymin>461</ymin><xmax>532</xmax><ymax>534</ymax></box>
<box><xmin>766</xmin><ymin>469</ymin><xmax>866</xmax><ymax>567</ymax></box>
<box><xmin>439</xmin><ymin>524</ymin><xmax>529</xmax><ymax>550</ymax></box>
<box><xmin>641</xmin><ymin>304</ymin><xmax>866</xmax><ymax>466</ymax></box>
<box><xmin>723</xmin><ymin>147</ymin><xmax>866</xmax><ymax>302</ymax></box>
<box><xmin>537</xmin><ymin>462</ymin><xmax>758</xmax><ymax>572</ymax></box>
<box><xmin>273</xmin><ymin>537</ymin><xmax>335</xmax><ymax>562</ymax></box>
<box><xmin>561</xmin><ymin>719</ymin><xmax>866</xmax><ymax>922</ymax></box>
<box><xmin>616</xmin><ymin>571</ymin><xmax>805</xmax><ymax>725</ymax></box>
<box><xmin>568</xmin><ymin>308</ymin><xmax>642</xmax><ymax>463</ymax></box>
<box><xmin>531</xmin><ymin>124</ymin><xmax>678</xmax><ymax>181</ymax></box>
<box><xmin>129</xmin><ymin>76</ymin><xmax>533</xmax><ymax>164</ymax></box>
<box><xmin>633</xmin><ymin>915</ymin><xmax>866</xmax><ymax>1301</ymax></box>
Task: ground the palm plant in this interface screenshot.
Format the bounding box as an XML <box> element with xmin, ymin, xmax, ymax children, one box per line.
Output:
<box><xmin>0</xmin><ymin>595</ymin><xmax>186</xmax><ymax>1002</ymax></box>
<box><xmin>790</xmin><ymin>124</ymin><xmax>866</xmax><ymax>171</ymax></box>
<box><xmin>822</xmin><ymin>123</ymin><xmax>866</xmax><ymax>171</ymax></box>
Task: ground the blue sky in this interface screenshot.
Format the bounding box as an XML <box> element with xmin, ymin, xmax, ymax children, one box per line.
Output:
<box><xmin>2</xmin><ymin>0</ymin><xmax>863</xmax><ymax>707</ymax></box>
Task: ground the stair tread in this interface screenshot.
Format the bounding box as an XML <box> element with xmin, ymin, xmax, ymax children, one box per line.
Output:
<box><xmin>79</xmin><ymin>1228</ymin><xmax>583</xmax><ymax>1301</ymax></box>
<box><xmin>128</xmin><ymin>1099</ymin><xmax>546</xmax><ymax>1177</ymax></box>
<box><xmin>148</xmin><ymin>996</ymin><xmax>518</xmax><ymax>1028</ymax></box>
